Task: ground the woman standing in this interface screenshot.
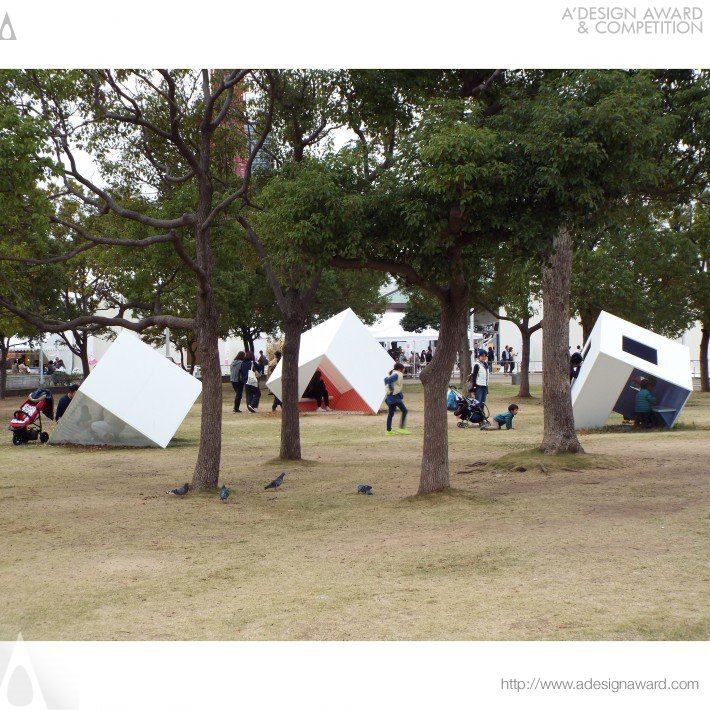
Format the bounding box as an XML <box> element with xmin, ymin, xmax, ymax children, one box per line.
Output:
<box><xmin>241</xmin><ymin>351</ymin><xmax>261</xmax><ymax>413</ymax></box>
<box><xmin>384</xmin><ymin>362</ymin><xmax>410</xmax><ymax>436</ymax></box>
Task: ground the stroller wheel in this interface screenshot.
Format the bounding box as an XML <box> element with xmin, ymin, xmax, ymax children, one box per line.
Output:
<box><xmin>12</xmin><ymin>434</ymin><xmax>24</xmax><ymax>446</ymax></box>
<box><xmin>40</xmin><ymin>432</ymin><xmax>50</xmax><ymax>444</ymax></box>
<box><xmin>457</xmin><ymin>421</ymin><xmax>464</xmax><ymax>428</ymax></box>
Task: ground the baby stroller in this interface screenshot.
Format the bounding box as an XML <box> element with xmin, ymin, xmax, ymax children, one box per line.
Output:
<box><xmin>9</xmin><ymin>388</ymin><xmax>54</xmax><ymax>445</ymax></box>
<box><xmin>449</xmin><ymin>387</ymin><xmax>491</xmax><ymax>429</ymax></box>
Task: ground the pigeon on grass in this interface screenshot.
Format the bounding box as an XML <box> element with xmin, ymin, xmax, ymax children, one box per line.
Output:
<box><xmin>357</xmin><ymin>485</ymin><xmax>373</xmax><ymax>495</ymax></box>
<box><xmin>264</xmin><ymin>472</ymin><xmax>285</xmax><ymax>490</ymax></box>
<box><xmin>219</xmin><ymin>485</ymin><xmax>230</xmax><ymax>502</ymax></box>
<box><xmin>166</xmin><ymin>482</ymin><xmax>189</xmax><ymax>496</ymax></box>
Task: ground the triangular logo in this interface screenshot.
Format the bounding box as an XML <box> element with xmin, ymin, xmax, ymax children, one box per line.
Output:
<box><xmin>0</xmin><ymin>13</ymin><xmax>16</xmax><ymax>40</ymax></box>
<box><xmin>0</xmin><ymin>634</ymin><xmax>49</xmax><ymax>709</ymax></box>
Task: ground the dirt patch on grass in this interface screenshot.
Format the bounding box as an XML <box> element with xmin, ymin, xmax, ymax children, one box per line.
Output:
<box><xmin>488</xmin><ymin>448</ymin><xmax>622</xmax><ymax>473</ymax></box>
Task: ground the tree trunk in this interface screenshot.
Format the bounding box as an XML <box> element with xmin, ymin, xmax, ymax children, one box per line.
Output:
<box><xmin>0</xmin><ymin>335</ymin><xmax>8</xmax><ymax>400</ymax></box>
<box><xmin>540</xmin><ymin>226</ymin><xmax>584</xmax><ymax>455</ymax></box>
<box><xmin>579</xmin><ymin>308</ymin><xmax>597</xmax><ymax>347</ymax></box>
<box><xmin>280</xmin><ymin>313</ymin><xmax>303</xmax><ymax>460</ymax></box>
<box><xmin>78</xmin><ymin>334</ymin><xmax>91</xmax><ymax>378</ymax></box>
<box><xmin>191</xmin><ymin>187</ymin><xmax>223</xmax><ymax>490</ymax></box>
<box><xmin>418</xmin><ymin>288</ymin><xmax>468</xmax><ymax>494</ymax></box>
<box><xmin>700</xmin><ymin>324</ymin><xmax>709</xmax><ymax>393</ymax></box>
<box><xmin>517</xmin><ymin>324</ymin><xmax>532</xmax><ymax>398</ymax></box>
<box><xmin>240</xmin><ymin>326</ymin><xmax>255</xmax><ymax>353</ymax></box>
<box><xmin>458</xmin><ymin>310</ymin><xmax>472</xmax><ymax>388</ymax></box>
<box><xmin>192</xmin><ymin>288</ymin><xmax>223</xmax><ymax>490</ymax></box>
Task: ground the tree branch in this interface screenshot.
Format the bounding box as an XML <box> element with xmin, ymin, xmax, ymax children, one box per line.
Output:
<box><xmin>331</xmin><ymin>256</ymin><xmax>445</xmax><ymax>300</ymax></box>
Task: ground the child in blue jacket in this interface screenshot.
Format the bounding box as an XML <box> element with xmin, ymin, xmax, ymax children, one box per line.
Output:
<box><xmin>493</xmin><ymin>404</ymin><xmax>519</xmax><ymax>430</ymax></box>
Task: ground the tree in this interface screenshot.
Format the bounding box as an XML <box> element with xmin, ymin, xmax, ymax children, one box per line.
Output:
<box><xmin>241</xmin><ymin>154</ymin><xmax>372</xmax><ymax>460</ymax></box>
<box><xmin>495</xmin><ymin>71</ymin><xmax>674</xmax><ymax>454</ymax></box>
<box><xmin>237</xmin><ymin>70</ymin><xmax>354</xmax><ymax>461</ymax></box>
<box><xmin>476</xmin><ymin>256</ymin><xmax>542</xmax><ymax>398</ymax></box>
<box><xmin>333</xmin><ymin>86</ymin><xmax>517</xmax><ymax>494</ymax></box>
<box><xmin>0</xmin><ymin>69</ymin><xmax>274</xmax><ymax>490</ymax></box>
<box><xmin>571</xmin><ymin>217</ymin><xmax>697</xmax><ymax>344</ymax></box>
<box><xmin>661</xmin><ymin>201</ymin><xmax>710</xmax><ymax>391</ymax></box>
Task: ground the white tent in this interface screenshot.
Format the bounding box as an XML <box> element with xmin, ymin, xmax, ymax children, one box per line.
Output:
<box><xmin>51</xmin><ymin>331</ymin><xmax>202</xmax><ymax>447</ymax></box>
<box><xmin>266</xmin><ymin>308</ymin><xmax>394</xmax><ymax>414</ymax></box>
<box><xmin>367</xmin><ymin>311</ymin><xmax>482</xmax><ymax>346</ymax></box>
<box><xmin>572</xmin><ymin>311</ymin><xmax>693</xmax><ymax>429</ymax></box>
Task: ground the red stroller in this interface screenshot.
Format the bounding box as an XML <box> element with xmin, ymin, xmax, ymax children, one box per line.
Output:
<box><xmin>9</xmin><ymin>388</ymin><xmax>54</xmax><ymax>445</ymax></box>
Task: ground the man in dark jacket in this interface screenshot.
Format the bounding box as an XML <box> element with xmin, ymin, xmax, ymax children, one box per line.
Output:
<box><xmin>230</xmin><ymin>352</ymin><xmax>245</xmax><ymax>412</ymax></box>
<box><xmin>55</xmin><ymin>384</ymin><xmax>79</xmax><ymax>421</ymax></box>
<box><xmin>570</xmin><ymin>346</ymin><xmax>584</xmax><ymax>382</ymax></box>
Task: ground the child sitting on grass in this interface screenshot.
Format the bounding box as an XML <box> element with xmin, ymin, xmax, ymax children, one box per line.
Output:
<box><xmin>493</xmin><ymin>404</ymin><xmax>519</xmax><ymax>430</ymax></box>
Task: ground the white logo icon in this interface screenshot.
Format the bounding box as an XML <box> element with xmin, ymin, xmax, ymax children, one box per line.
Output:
<box><xmin>0</xmin><ymin>13</ymin><xmax>17</xmax><ymax>40</ymax></box>
<box><xmin>0</xmin><ymin>635</ymin><xmax>48</xmax><ymax>709</ymax></box>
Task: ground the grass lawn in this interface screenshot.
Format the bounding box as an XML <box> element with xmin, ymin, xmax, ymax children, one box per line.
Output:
<box><xmin>1</xmin><ymin>382</ymin><xmax>708</xmax><ymax>641</ymax></box>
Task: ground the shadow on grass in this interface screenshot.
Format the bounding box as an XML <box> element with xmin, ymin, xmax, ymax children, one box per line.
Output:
<box><xmin>263</xmin><ymin>457</ymin><xmax>320</xmax><ymax>468</ymax></box>
<box><xmin>578</xmin><ymin>422</ymin><xmax>709</xmax><ymax>435</ymax></box>
<box><xmin>403</xmin><ymin>488</ymin><xmax>497</xmax><ymax>506</ymax></box>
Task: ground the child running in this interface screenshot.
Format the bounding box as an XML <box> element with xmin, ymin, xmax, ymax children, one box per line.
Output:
<box><xmin>493</xmin><ymin>404</ymin><xmax>519</xmax><ymax>430</ymax></box>
<box><xmin>384</xmin><ymin>362</ymin><xmax>410</xmax><ymax>436</ymax></box>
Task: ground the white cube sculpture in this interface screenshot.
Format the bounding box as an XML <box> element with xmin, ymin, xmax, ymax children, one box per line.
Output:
<box><xmin>266</xmin><ymin>308</ymin><xmax>395</xmax><ymax>414</ymax></box>
<box><xmin>51</xmin><ymin>331</ymin><xmax>202</xmax><ymax>447</ymax></box>
<box><xmin>572</xmin><ymin>311</ymin><xmax>692</xmax><ymax>429</ymax></box>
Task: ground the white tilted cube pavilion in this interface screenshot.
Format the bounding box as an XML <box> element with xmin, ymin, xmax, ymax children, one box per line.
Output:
<box><xmin>266</xmin><ymin>308</ymin><xmax>395</xmax><ymax>414</ymax></box>
<box><xmin>51</xmin><ymin>331</ymin><xmax>202</xmax><ymax>447</ymax></box>
<box><xmin>571</xmin><ymin>311</ymin><xmax>692</xmax><ymax>429</ymax></box>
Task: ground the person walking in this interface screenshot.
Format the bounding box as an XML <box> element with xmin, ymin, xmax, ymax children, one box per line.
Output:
<box><xmin>500</xmin><ymin>346</ymin><xmax>508</xmax><ymax>374</ymax></box>
<box><xmin>269</xmin><ymin>350</ymin><xmax>282</xmax><ymax>411</ymax></box>
<box><xmin>258</xmin><ymin>350</ymin><xmax>268</xmax><ymax>373</ymax></box>
<box><xmin>241</xmin><ymin>351</ymin><xmax>261</xmax><ymax>413</ymax></box>
<box><xmin>230</xmin><ymin>352</ymin><xmax>246</xmax><ymax>412</ymax></box>
<box><xmin>507</xmin><ymin>346</ymin><xmax>516</xmax><ymax>374</ymax></box>
<box><xmin>469</xmin><ymin>351</ymin><xmax>490</xmax><ymax>404</ymax></box>
<box><xmin>487</xmin><ymin>345</ymin><xmax>495</xmax><ymax>370</ymax></box>
<box><xmin>384</xmin><ymin>362</ymin><xmax>409</xmax><ymax>436</ymax></box>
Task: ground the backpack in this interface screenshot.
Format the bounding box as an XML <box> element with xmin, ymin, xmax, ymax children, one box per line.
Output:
<box><xmin>446</xmin><ymin>389</ymin><xmax>458</xmax><ymax>411</ymax></box>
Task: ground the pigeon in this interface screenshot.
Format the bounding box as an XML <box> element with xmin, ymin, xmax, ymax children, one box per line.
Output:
<box><xmin>357</xmin><ymin>484</ymin><xmax>373</xmax><ymax>495</ymax></box>
<box><xmin>264</xmin><ymin>472</ymin><xmax>285</xmax><ymax>490</ymax></box>
<box><xmin>166</xmin><ymin>482</ymin><xmax>189</xmax><ymax>496</ymax></box>
<box><xmin>219</xmin><ymin>485</ymin><xmax>229</xmax><ymax>502</ymax></box>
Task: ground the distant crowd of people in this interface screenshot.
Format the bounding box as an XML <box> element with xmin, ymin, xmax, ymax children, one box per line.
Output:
<box><xmin>386</xmin><ymin>345</ymin><xmax>433</xmax><ymax>372</ymax></box>
<box><xmin>9</xmin><ymin>356</ymin><xmax>66</xmax><ymax>375</ymax></box>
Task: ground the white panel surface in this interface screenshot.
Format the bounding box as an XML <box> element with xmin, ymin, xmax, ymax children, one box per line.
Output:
<box><xmin>267</xmin><ymin>309</ymin><xmax>395</xmax><ymax>413</ymax></box>
<box><xmin>52</xmin><ymin>331</ymin><xmax>202</xmax><ymax>448</ymax></box>
<box><xmin>572</xmin><ymin>311</ymin><xmax>693</xmax><ymax>430</ymax></box>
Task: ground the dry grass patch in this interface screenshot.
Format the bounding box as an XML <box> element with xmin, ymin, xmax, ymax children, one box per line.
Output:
<box><xmin>0</xmin><ymin>383</ymin><xmax>708</xmax><ymax>641</ymax></box>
